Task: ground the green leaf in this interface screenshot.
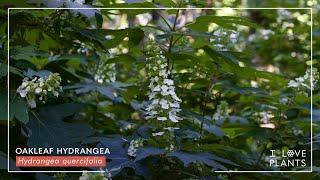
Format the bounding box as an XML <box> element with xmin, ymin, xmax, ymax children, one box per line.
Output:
<box><xmin>9</xmin><ymin>11</ymin><xmax>38</xmax><ymax>30</ymax></box>
<box><xmin>203</xmin><ymin>46</ymin><xmax>287</xmax><ymax>85</ymax></box>
<box><xmin>183</xmin><ymin>110</ymin><xmax>225</xmax><ymax>137</ymax></box>
<box><xmin>26</xmin><ymin>103</ymin><xmax>94</xmax><ymax>147</ymax></box>
<box><xmin>106</xmin><ymin>54</ymin><xmax>136</xmax><ymax>69</ymax></box>
<box><xmin>153</xmin><ymin>0</ymin><xmax>176</xmax><ymax>8</ymax></box>
<box><xmin>25</xmin><ymin>29</ymin><xmax>40</xmax><ymax>46</ymax></box>
<box><xmin>64</xmin><ymin>83</ymin><xmax>118</xmax><ymax>101</ymax></box>
<box><xmin>168</xmin><ymin>52</ymin><xmax>199</xmax><ymax>63</ymax></box>
<box><xmin>0</xmin><ymin>92</ymin><xmax>29</xmax><ymax>124</ymax></box>
<box><xmin>10</xmin><ymin>46</ymin><xmax>49</xmax><ymax>61</ymax></box>
<box><xmin>135</xmin><ymin>147</ymin><xmax>165</xmax><ymax>162</ymax></box>
<box><xmin>73</xmin><ymin>28</ymin><xmax>144</xmax><ymax>50</ymax></box>
<box><xmin>128</xmin><ymin>28</ymin><xmax>145</xmax><ymax>47</ymax></box>
<box><xmin>39</xmin><ymin>33</ymin><xmax>57</xmax><ymax>51</ymax></box>
<box><xmin>0</xmin><ymin>63</ymin><xmax>23</xmax><ymax>77</ymax></box>
<box><xmin>187</xmin><ymin>15</ymin><xmax>259</xmax><ymax>31</ymax></box>
<box><xmin>11</xmin><ymin>96</ymin><xmax>29</xmax><ymax>124</ymax></box>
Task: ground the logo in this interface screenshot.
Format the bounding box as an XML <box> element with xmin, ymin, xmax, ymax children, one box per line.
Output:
<box><xmin>268</xmin><ymin>149</ymin><xmax>307</xmax><ymax>167</ymax></box>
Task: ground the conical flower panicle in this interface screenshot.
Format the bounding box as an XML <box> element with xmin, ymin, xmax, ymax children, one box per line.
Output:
<box><xmin>145</xmin><ymin>51</ymin><xmax>182</xmax><ymax>123</ymax></box>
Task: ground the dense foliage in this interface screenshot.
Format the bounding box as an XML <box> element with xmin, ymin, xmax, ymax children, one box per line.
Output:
<box><xmin>1</xmin><ymin>0</ymin><xmax>320</xmax><ymax>179</ymax></box>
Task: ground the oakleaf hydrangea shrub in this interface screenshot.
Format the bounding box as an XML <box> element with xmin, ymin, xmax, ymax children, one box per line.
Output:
<box><xmin>5</xmin><ymin>5</ymin><xmax>319</xmax><ymax>179</ymax></box>
<box><xmin>17</xmin><ymin>73</ymin><xmax>62</xmax><ymax>108</ymax></box>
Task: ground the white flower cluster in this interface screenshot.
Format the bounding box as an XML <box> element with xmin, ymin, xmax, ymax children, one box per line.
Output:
<box><xmin>94</xmin><ymin>63</ymin><xmax>116</xmax><ymax>84</ymax></box>
<box><xmin>75</xmin><ymin>41</ymin><xmax>91</xmax><ymax>54</ymax></box>
<box><xmin>277</xmin><ymin>9</ymin><xmax>292</xmax><ymax>21</ymax></box>
<box><xmin>210</xmin><ymin>29</ymin><xmax>238</xmax><ymax>51</ymax></box>
<box><xmin>256</xmin><ymin>111</ymin><xmax>274</xmax><ymax>124</ymax></box>
<box><xmin>212</xmin><ymin>101</ymin><xmax>230</xmax><ymax>124</ymax></box>
<box><xmin>248</xmin><ymin>29</ymin><xmax>274</xmax><ymax>41</ymax></box>
<box><xmin>127</xmin><ymin>139</ymin><xmax>143</xmax><ymax>157</ymax></box>
<box><xmin>288</xmin><ymin>68</ymin><xmax>319</xmax><ymax>91</ymax></box>
<box><xmin>90</xmin><ymin>52</ymin><xmax>116</xmax><ymax>84</ymax></box>
<box><xmin>145</xmin><ymin>52</ymin><xmax>182</xmax><ymax>123</ymax></box>
<box><xmin>255</xmin><ymin>111</ymin><xmax>275</xmax><ymax>129</ymax></box>
<box><xmin>165</xmin><ymin>144</ymin><xmax>174</xmax><ymax>151</ymax></box>
<box><xmin>79</xmin><ymin>171</ymin><xmax>109</xmax><ymax>180</ymax></box>
<box><xmin>17</xmin><ymin>73</ymin><xmax>62</xmax><ymax>108</ymax></box>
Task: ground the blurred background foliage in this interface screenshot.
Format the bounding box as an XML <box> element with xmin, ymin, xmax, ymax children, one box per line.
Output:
<box><xmin>0</xmin><ymin>0</ymin><xmax>319</xmax><ymax>179</ymax></box>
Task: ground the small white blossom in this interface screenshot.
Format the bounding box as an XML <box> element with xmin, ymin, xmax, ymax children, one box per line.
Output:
<box><xmin>152</xmin><ymin>131</ymin><xmax>165</xmax><ymax>136</ymax></box>
<box><xmin>280</xmin><ymin>97</ymin><xmax>289</xmax><ymax>105</ymax></box>
<box><xmin>163</xmin><ymin>78</ymin><xmax>174</xmax><ymax>85</ymax></box>
<box><xmin>35</xmin><ymin>87</ymin><xmax>42</xmax><ymax>94</ymax></box>
<box><xmin>105</xmin><ymin>35</ymin><xmax>114</xmax><ymax>40</ymax></box>
<box><xmin>157</xmin><ymin>117</ymin><xmax>167</xmax><ymax>121</ymax></box>
<box><xmin>165</xmin><ymin>144</ymin><xmax>175</xmax><ymax>151</ymax></box>
<box><xmin>53</xmin><ymin>91</ymin><xmax>59</xmax><ymax>97</ymax></box>
<box><xmin>27</xmin><ymin>99</ymin><xmax>36</xmax><ymax>108</ymax></box>
<box><xmin>163</xmin><ymin>127</ymin><xmax>180</xmax><ymax>132</ymax></box>
<box><xmin>260</xmin><ymin>123</ymin><xmax>275</xmax><ymax>129</ymax></box>
<box><xmin>153</xmin><ymin>85</ymin><xmax>161</xmax><ymax>92</ymax></box>
<box><xmin>18</xmin><ymin>89</ymin><xmax>27</xmax><ymax>98</ymax></box>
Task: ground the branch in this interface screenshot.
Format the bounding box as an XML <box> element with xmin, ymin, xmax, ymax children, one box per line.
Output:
<box><xmin>167</xmin><ymin>9</ymin><xmax>180</xmax><ymax>73</ymax></box>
